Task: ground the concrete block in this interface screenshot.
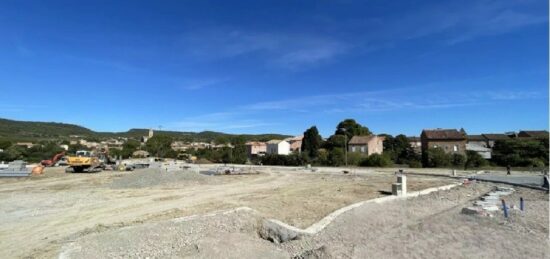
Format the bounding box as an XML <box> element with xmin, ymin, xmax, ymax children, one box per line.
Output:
<box><xmin>392</xmin><ymin>183</ymin><xmax>402</xmax><ymax>196</ymax></box>
<box><xmin>396</xmin><ymin>175</ymin><xmax>407</xmax><ymax>195</ymax></box>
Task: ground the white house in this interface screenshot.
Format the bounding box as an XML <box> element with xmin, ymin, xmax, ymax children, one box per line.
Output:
<box><xmin>266</xmin><ymin>140</ymin><xmax>291</xmax><ymax>155</ymax></box>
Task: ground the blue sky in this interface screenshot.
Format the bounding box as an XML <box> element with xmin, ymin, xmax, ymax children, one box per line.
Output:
<box><xmin>0</xmin><ymin>0</ymin><xmax>548</xmax><ymax>137</ymax></box>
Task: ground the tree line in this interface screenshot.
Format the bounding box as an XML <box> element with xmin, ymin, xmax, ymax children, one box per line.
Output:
<box><xmin>1</xmin><ymin>118</ymin><xmax>547</xmax><ymax>169</ymax></box>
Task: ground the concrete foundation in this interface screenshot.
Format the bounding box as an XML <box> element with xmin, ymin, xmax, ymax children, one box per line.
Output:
<box><xmin>392</xmin><ymin>183</ymin><xmax>403</xmax><ymax>196</ymax></box>
<box><xmin>397</xmin><ymin>175</ymin><xmax>407</xmax><ymax>195</ymax></box>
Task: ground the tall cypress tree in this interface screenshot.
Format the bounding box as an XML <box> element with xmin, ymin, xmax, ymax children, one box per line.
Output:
<box><xmin>302</xmin><ymin>126</ymin><xmax>323</xmax><ymax>158</ymax></box>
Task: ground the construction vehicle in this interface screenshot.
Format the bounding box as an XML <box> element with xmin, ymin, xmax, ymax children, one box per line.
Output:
<box><xmin>40</xmin><ymin>151</ymin><xmax>66</xmax><ymax>167</ymax></box>
<box><xmin>66</xmin><ymin>150</ymin><xmax>103</xmax><ymax>173</ymax></box>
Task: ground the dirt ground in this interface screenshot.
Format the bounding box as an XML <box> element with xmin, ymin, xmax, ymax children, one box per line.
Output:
<box><xmin>0</xmin><ymin>165</ymin><xmax>456</xmax><ymax>258</ymax></box>
<box><xmin>56</xmin><ymin>182</ymin><xmax>549</xmax><ymax>259</ymax></box>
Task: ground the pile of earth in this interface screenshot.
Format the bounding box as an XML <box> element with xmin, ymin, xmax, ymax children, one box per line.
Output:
<box><xmin>108</xmin><ymin>168</ymin><xmax>216</xmax><ymax>189</ymax></box>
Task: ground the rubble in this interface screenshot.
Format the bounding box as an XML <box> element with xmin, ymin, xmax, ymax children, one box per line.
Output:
<box><xmin>462</xmin><ymin>186</ymin><xmax>515</xmax><ymax>217</ymax></box>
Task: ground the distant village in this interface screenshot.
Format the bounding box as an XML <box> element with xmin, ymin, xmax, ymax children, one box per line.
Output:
<box><xmin>3</xmin><ymin>126</ymin><xmax>548</xmax><ymax>168</ymax></box>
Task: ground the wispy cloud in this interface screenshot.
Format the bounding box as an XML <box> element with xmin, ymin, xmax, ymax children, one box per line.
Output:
<box><xmin>180</xmin><ymin>29</ymin><xmax>349</xmax><ymax>70</ymax></box>
<box><xmin>242</xmin><ymin>88</ymin><xmax>544</xmax><ymax>114</ymax></box>
<box><xmin>181</xmin><ymin>78</ymin><xmax>227</xmax><ymax>91</ymax></box>
<box><xmin>379</xmin><ymin>0</ymin><xmax>547</xmax><ymax>45</ymax></box>
<box><xmin>168</xmin><ymin>112</ymin><xmax>276</xmax><ymax>132</ymax></box>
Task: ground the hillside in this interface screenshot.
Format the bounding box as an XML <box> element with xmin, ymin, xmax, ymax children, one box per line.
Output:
<box><xmin>0</xmin><ymin>118</ymin><xmax>291</xmax><ymax>142</ymax></box>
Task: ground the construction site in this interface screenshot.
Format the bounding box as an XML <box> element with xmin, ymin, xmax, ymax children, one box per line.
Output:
<box><xmin>0</xmin><ymin>162</ymin><xmax>548</xmax><ymax>258</ymax></box>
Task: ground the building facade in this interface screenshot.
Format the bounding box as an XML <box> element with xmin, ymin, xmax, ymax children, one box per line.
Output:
<box><xmin>266</xmin><ymin>140</ymin><xmax>291</xmax><ymax>155</ymax></box>
<box><xmin>245</xmin><ymin>141</ymin><xmax>267</xmax><ymax>156</ymax></box>
<box><xmin>347</xmin><ymin>135</ymin><xmax>384</xmax><ymax>155</ymax></box>
<box><xmin>421</xmin><ymin>129</ymin><xmax>467</xmax><ymax>155</ymax></box>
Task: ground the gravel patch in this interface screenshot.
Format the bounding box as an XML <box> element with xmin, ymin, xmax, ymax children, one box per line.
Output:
<box><xmin>60</xmin><ymin>208</ymin><xmax>289</xmax><ymax>258</ymax></box>
<box><xmin>108</xmin><ymin>168</ymin><xmax>217</xmax><ymax>189</ymax></box>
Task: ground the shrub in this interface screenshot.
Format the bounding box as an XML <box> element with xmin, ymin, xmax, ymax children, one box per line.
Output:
<box><xmin>451</xmin><ymin>153</ymin><xmax>466</xmax><ymax>167</ymax></box>
<box><xmin>423</xmin><ymin>148</ymin><xmax>451</xmax><ymax>168</ymax></box>
<box><xmin>360</xmin><ymin>153</ymin><xmax>392</xmax><ymax>167</ymax></box>
<box><xmin>465</xmin><ymin>150</ymin><xmax>488</xmax><ymax>169</ymax></box>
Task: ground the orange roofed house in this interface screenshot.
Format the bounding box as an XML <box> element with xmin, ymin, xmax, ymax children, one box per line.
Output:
<box><xmin>245</xmin><ymin>141</ymin><xmax>267</xmax><ymax>157</ymax></box>
<box><xmin>421</xmin><ymin>129</ymin><xmax>467</xmax><ymax>155</ymax></box>
<box><xmin>347</xmin><ymin>135</ymin><xmax>385</xmax><ymax>155</ymax></box>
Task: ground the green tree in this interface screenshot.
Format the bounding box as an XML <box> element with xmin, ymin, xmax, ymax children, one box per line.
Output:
<box><xmin>328</xmin><ymin>148</ymin><xmax>345</xmax><ymax>166</ymax></box>
<box><xmin>232</xmin><ymin>144</ymin><xmax>248</xmax><ymax>164</ymax></box>
<box><xmin>302</xmin><ymin>126</ymin><xmax>323</xmax><ymax>158</ymax></box>
<box><xmin>214</xmin><ymin>136</ymin><xmax>229</xmax><ymax>145</ymax></box>
<box><xmin>145</xmin><ymin>135</ymin><xmax>174</xmax><ymax>158</ymax></box>
<box><xmin>492</xmin><ymin>139</ymin><xmax>549</xmax><ymax>167</ymax></box>
<box><xmin>0</xmin><ymin>140</ymin><xmax>12</xmax><ymax>150</ymax></box>
<box><xmin>465</xmin><ymin>150</ymin><xmax>488</xmax><ymax>169</ymax></box>
<box><xmin>334</xmin><ymin>119</ymin><xmax>371</xmax><ymax>139</ymax></box>
<box><xmin>316</xmin><ymin>149</ymin><xmax>329</xmax><ymax>166</ymax></box>
<box><xmin>112</xmin><ymin>139</ymin><xmax>141</xmax><ymax>159</ymax></box>
<box><xmin>324</xmin><ymin>134</ymin><xmax>346</xmax><ymax>149</ymax></box>
<box><xmin>451</xmin><ymin>153</ymin><xmax>466</xmax><ymax>168</ymax></box>
<box><xmin>382</xmin><ymin>134</ymin><xmax>411</xmax><ymax>163</ymax></box>
<box><xmin>424</xmin><ymin>148</ymin><xmax>451</xmax><ymax>168</ymax></box>
<box><xmin>3</xmin><ymin>145</ymin><xmax>27</xmax><ymax>161</ymax></box>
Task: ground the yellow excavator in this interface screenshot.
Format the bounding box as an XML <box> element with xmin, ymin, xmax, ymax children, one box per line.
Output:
<box><xmin>66</xmin><ymin>150</ymin><xmax>103</xmax><ymax>173</ymax></box>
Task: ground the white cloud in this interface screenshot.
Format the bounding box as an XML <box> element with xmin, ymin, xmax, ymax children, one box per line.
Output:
<box><xmin>168</xmin><ymin>112</ymin><xmax>276</xmax><ymax>132</ymax></box>
<box><xmin>180</xmin><ymin>29</ymin><xmax>349</xmax><ymax>70</ymax></box>
<box><xmin>181</xmin><ymin>78</ymin><xmax>227</xmax><ymax>91</ymax></box>
<box><xmin>391</xmin><ymin>0</ymin><xmax>546</xmax><ymax>44</ymax></box>
<box><xmin>242</xmin><ymin>88</ymin><xmax>543</xmax><ymax>114</ymax></box>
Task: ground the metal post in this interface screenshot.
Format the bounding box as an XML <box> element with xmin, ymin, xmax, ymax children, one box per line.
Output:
<box><xmin>344</xmin><ymin>134</ymin><xmax>348</xmax><ymax>167</ymax></box>
<box><xmin>520</xmin><ymin>197</ymin><xmax>524</xmax><ymax>211</ymax></box>
<box><xmin>501</xmin><ymin>199</ymin><xmax>508</xmax><ymax>218</ymax></box>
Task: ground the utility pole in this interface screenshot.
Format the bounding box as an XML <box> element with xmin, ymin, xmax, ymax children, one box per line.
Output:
<box><xmin>339</xmin><ymin>128</ymin><xmax>348</xmax><ymax>167</ymax></box>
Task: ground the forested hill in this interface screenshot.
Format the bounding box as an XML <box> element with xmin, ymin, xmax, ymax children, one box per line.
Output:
<box><xmin>0</xmin><ymin>118</ymin><xmax>291</xmax><ymax>142</ymax></box>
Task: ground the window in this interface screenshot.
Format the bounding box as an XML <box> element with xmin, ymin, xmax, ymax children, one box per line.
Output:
<box><xmin>453</xmin><ymin>145</ymin><xmax>458</xmax><ymax>152</ymax></box>
<box><xmin>361</xmin><ymin>146</ymin><xmax>366</xmax><ymax>152</ymax></box>
<box><xmin>351</xmin><ymin>146</ymin><xmax>356</xmax><ymax>152</ymax></box>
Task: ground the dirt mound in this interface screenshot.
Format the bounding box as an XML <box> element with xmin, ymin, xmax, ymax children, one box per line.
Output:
<box><xmin>108</xmin><ymin>168</ymin><xmax>215</xmax><ymax>189</ymax></box>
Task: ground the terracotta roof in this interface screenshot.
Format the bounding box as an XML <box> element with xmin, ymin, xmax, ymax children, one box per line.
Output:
<box><xmin>422</xmin><ymin>129</ymin><xmax>465</xmax><ymax>140</ymax></box>
<box><xmin>467</xmin><ymin>135</ymin><xmax>486</xmax><ymax>141</ymax></box>
<box><xmin>518</xmin><ymin>130</ymin><xmax>549</xmax><ymax>139</ymax></box>
<box><xmin>482</xmin><ymin>134</ymin><xmax>511</xmax><ymax>140</ymax></box>
<box><xmin>348</xmin><ymin>135</ymin><xmax>375</xmax><ymax>145</ymax></box>
<box><xmin>284</xmin><ymin>135</ymin><xmax>303</xmax><ymax>141</ymax></box>
<box><xmin>245</xmin><ymin>141</ymin><xmax>266</xmax><ymax>146</ymax></box>
<box><xmin>267</xmin><ymin>139</ymin><xmax>286</xmax><ymax>144</ymax></box>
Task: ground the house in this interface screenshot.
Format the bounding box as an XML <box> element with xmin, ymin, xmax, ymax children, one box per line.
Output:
<box><xmin>132</xmin><ymin>150</ymin><xmax>150</xmax><ymax>158</ymax></box>
<box><xmin>284</xmin><ymin>135</ymin><xmax>304</xmax><ymax>153</ymax></box>
<box><xmin>467</xmin><ymin>135</ymin><xmax>488</xmax><ymax>148</ymax></box>
<box><xmin>407</xmin><ymin>136</ymin><xmax>422</xmax><ymax>153</ymax></box>
<box><xmin>420</xmin><ymin>129</ymin><xmax>466</xmax><ymax>155</ymax></box>
<box><xmin>466</xmin><ymin>143</ymin><xmax>492</xmax><ymax>159</ymax></box>
<box><xmin>245</xmin><ymin>141</ymin><xmax>267</xmax><ymax>156</ymax></box>
<box><xmin>171</xmin><ymin>141</ymin><xmax>189</xmax><ymax>151</ymax></box>
<box><xmin>347</xmin><ymin>135</ymin><xmax>385</xmax><ymax>155</ymax></box>
<box><xmin>266</xmin><ymin>140</ymin><xmax>290</xmax><ymax>155</ymax></box>
<box><xmin>15</xmin><ymin>142</ymin><xmax>34</xmax><ymax>149</ymax></box>
<box><xmin>482</xmin><ymin>133</ymin><xmax>511</xmax><ymax>148</ymax></box>
<box><xmin>517</xmin><ymin>130</ymin><xmax>549</xmax><ymax>139</ymax></box>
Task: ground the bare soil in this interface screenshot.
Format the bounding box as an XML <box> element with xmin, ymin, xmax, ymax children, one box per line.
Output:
<box><xmin>0</xmin><ymin>165</ymin><xmax>456</xmax><ymax>258</ymax></box>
